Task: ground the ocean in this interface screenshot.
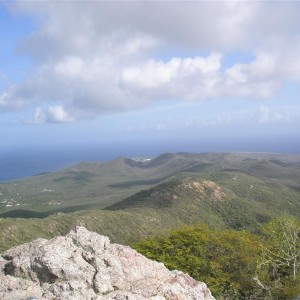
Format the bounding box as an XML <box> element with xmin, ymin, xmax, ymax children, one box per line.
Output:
<box><xmin>0</xmin><ymin>143</ymin><xmax>164</xmax><ymax>182</ymax></box>
<box><xmin>0</xmin><ymin>145</ymin><xmax>122</xmax><ymax>182</ymax></box>
<box><xmin>1</xmin><ymin>137</ymin><xmax>299</xmax><ymax>182</ymax></box>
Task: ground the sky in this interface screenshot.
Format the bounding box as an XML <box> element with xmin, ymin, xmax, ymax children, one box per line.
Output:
<box><xmin>1</xmin><ymin>0</ymin><xmax>300</xmax><ymax>157</ymax></box>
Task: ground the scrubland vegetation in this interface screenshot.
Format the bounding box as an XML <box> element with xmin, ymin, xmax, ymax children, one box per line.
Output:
<box><xmin>133</xmin><ymin>217</ymin><xmax>300</xmax><ymax>299</ymax></box>
<box><xmin>1</xmin><ymin>152</ymin><xmax>300</xmax><ymax>298</ymax></box>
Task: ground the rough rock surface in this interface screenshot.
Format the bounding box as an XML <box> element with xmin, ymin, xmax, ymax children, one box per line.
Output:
<box><xmin>0</xmin><ymin>226</ymin><xmax>215</xmax><ymax>300</ymax></box>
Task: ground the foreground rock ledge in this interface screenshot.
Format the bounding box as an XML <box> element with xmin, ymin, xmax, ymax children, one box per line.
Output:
<box><xmin>0</xmin><ymin>226</ymin><xmax>215</xmax><ymax>300</ymax></box>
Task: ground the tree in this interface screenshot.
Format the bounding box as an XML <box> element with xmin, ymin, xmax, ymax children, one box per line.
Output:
<box><xmin>256</xmin><ymin>217</ymin><xmax>300</xmax><ymax>299</ymax></box>
<box><xmin>133</xmin><ymin>223</ymin><xmax>260</xmax><ymax>299</ymax></box>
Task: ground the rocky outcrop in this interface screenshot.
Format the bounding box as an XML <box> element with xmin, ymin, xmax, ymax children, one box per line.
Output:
<box><xmin>0</xmin><ymin>226</ymin><xmax>215</xmax><ymax>300</ymax></box>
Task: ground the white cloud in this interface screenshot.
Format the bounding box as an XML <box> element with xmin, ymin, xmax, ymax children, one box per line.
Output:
<box><xmin>124</xmin><ymin>104</ymin><xmax>300</xmax><ymax>133</ymax></box>
<box><xmin>0</xmin><ymin>92</ymin><xmax>8</xmax><ymax>108</ymax></box>
<box><xmin>256</xmin><ymin>105</ymin><xmax>294</xmax><ymax>124</ymax></box>
<box><xmin>27</xmin><ymin>106</ymin><xmax>73</xmax><ymax>124</ymax></box>
<box><xmin>223</xmin><ymin>51</ymin><xmax>280</xmax><ymax>98</ymax></box>
<box><xmin>27</xmin><ymin>107</ymin><xmax>46</xmax><ymax>124</ymax></box>
<box><xmin>120</xmin><ymin>51</ymin><xmax>289</xmax><ymax>101</ymax></box>
<box><xmin>14</xmin><ymin>1</ymin><xmax>299</xmax><ymax>53</ymax></box>
<box><xmin>47</xmin><ymin>106</ymin><xmax>73</xmax><ymax>123</ymax></box>
<box><xmin>2</xmin><ymin>1</ymin><xmax>300</xmax><ymax>123</ymax></box>
<box><xmin>120</xmin><ymin>53</ymin><xmax>222</xmax><ymax>99</ymax></box>
<box><xmin>258</xmin><ymin>106</ymin><xmax>271</xmax><ymax>123</ymax></box>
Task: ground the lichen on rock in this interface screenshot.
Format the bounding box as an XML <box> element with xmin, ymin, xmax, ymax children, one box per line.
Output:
<box><xmin>0</xmin><ymin>226</ymin><xmax>215</xmax><ymax>300</ymax></box>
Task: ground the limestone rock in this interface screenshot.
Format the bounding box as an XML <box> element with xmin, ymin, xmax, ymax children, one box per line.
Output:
<box><xmin>0</xmin><ymin>226</ymin><xmax>215</xmax><ymax>300</ymax></box>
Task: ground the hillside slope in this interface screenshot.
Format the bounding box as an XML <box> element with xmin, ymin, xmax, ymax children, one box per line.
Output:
<box><xmin>1</xmin><ymin>152</ymin><xmax>300</xmax><ymax>217</ymax></box>
<box><xmin>0</xmin><ymin>152</ymin><xmax>300</xmax><ymax>252</ymax></box>
<box><xmin>0</xmin><ymin>152</ymin><xmax>217</xmax><ymax>216</ymax></box>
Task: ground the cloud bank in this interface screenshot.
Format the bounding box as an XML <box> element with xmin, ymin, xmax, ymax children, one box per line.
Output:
<box><xmin>2</xmin><ymin>1</ymin><xmax>300</xmax><ymax>123</ymax></box>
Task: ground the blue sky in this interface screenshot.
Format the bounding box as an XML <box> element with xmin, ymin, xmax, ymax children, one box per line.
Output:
<box><xmin>1</xmin><ymin>1</ymin><xmax>300</xmax><ymax>156</ymax></box>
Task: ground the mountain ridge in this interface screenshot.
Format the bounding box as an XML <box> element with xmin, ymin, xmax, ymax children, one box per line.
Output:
<box><xmin>0</xmin><ymin>151</ymin><xmax>300</xmax><ymax>252</ymax></box>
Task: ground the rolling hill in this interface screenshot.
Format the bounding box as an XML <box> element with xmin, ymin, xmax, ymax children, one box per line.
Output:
<box><xmin>0</xmin><ymin>152</ymin><xmax>300</xmax><ymax>252</ymax></box>
<box><xmin>0</xmin><ymin>152</ymin><xmax>212</xmax><ymax>216</ymax></box>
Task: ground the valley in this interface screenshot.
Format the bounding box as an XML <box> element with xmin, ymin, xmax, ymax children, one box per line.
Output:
<box><xmin>0</xmin><ymin>152</ymin><xmax>300</xmax><ymax>252</ymax></box>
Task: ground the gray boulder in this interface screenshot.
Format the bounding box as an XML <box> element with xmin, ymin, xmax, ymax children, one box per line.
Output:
<box><xmin>0</xmin><ymin>226</ymin><xmax>215</xmax><ymax>300</ymax></box>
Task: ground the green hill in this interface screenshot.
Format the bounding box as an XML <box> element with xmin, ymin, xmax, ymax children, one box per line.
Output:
<box><xmin>1</xmin><ymin>151</ymin><xmax>300</xmax><ymax>217</ymax></box>
<box><xmin>0</xmin><ymin>152</ymin><xmax>300</xmax><ymax>252</ymax></box>
<box><xmin>0</xmin><ymin>154</ymin><xmax>196</xmax><ymax>216</ymax></box>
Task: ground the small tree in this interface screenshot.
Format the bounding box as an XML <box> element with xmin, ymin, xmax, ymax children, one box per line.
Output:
<box><xmin>256</xmin><ymin>217</ymin><xmax>300</xmax><ymax>299</ymax></box>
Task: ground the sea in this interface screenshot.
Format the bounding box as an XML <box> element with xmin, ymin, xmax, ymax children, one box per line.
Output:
<box><xmin>0</xmin><ymin>143</ymin><xmax>164</xmax><ymax>182</ymax></box>
<box><xmin>0</xmin><ymin>145</ymin><xmax>126</xmax><ymax>182</ymax></box>
<box><xmin>1</xmin><ymin>137</ymin><xmax>299</xmax><ymax>183</ymax></box>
